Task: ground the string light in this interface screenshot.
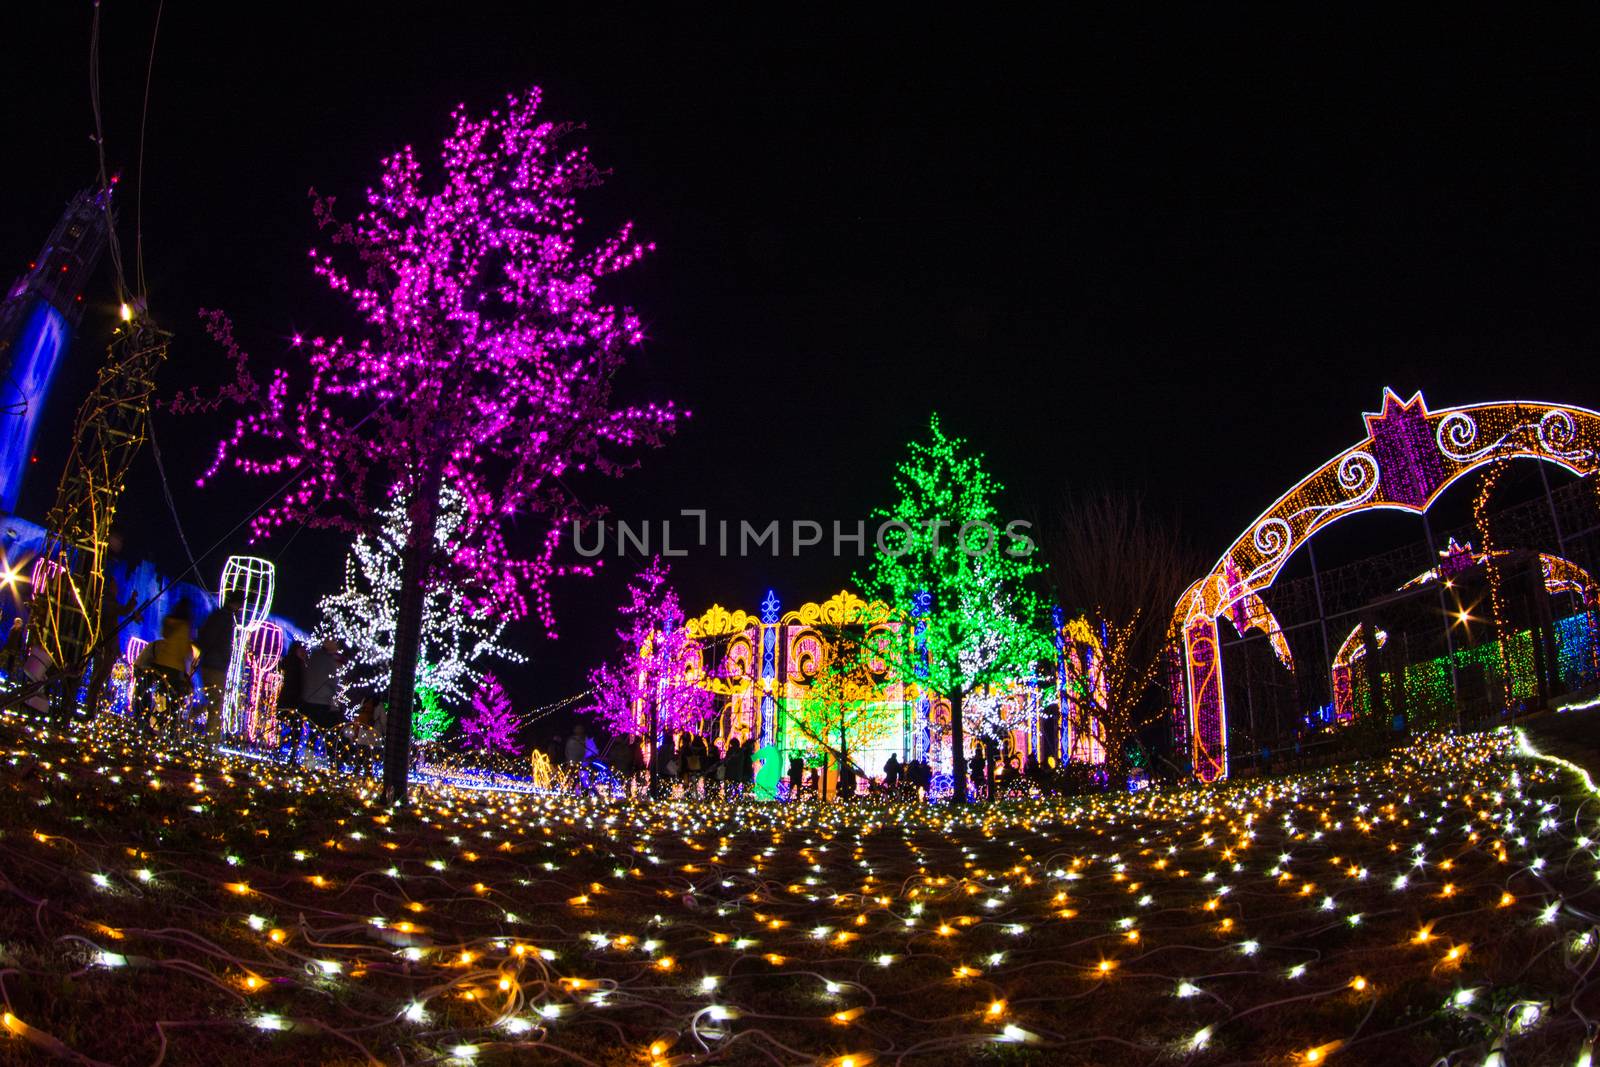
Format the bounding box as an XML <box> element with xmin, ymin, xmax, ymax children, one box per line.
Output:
<box><xmin>2</xmin><ymin>711</ymin><xmax>1595</xmax><ymax>1063</ymax></box>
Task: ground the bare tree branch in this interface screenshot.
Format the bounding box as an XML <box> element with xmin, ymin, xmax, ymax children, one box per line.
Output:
<box><xmin>1037</xmin><ymin>492</ymin><xmax>1200</xmax><ymax>776</ymax></box>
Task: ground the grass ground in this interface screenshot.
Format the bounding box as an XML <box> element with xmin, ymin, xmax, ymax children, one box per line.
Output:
<box><xmin>1522</xmin><ymin>699</ymin><xmax>1600</xmax><ymax>781</ymax></box>
<box><xmin>0</xmin><ymin>711</ymin><xmax>1597</xmax><ymax>1066</ymax></box>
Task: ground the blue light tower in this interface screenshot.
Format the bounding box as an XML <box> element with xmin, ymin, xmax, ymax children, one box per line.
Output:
<box><xmin>759</xmin><ymin>589</ymin><xmax>779</xmax><ymax>747</ymax></box>
<box><xmin>0</xmin><ymin>184</ymin><xmax>115</xmax><ymax>514</ymax></box>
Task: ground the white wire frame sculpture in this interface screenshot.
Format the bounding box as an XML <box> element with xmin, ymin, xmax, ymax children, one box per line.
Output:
<box><xmin>218</xmin><ymin>556</ymin><xmax>275</xmax><ymax>735</ymax></box>
<box><xmin>244</xmin><ymin>622</ymin><xmax>286</xmax><ymax>742</ymax></box>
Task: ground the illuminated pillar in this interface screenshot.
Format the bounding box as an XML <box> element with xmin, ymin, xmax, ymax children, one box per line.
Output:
<box><xmin>1165</xmin><ymin>643</ymin><xmax>1189</xmax><ymax>767</ymax></box>
<box><xmin>1026</xmin><ymin>666</ymin><xmax>1041</xmax><ymax>760</ymax></box>
<box><xmin>1051</xmin><ymin>607</ymin><xmax>1067</xmax><ymax>762</ymax></box>
<box><xmin>912</xmin><ymin>590</ymin><xmax>931</xmax><ymax>764</ymax></box>
<box><xmin>1331</xmin><ymin>661</ymin><xmax>1354</xmax><ymax>721</ymax></box>
<box><xmin>218</xmin><ymin>556</ymin><xmax>275</xmax><ymax>734</ymax></box>
<box><xmin>759</xmin><ymin>589</ymin><xmax>779</xmax><ymax>748</ymax></box>
<box><xmin>1184</xmin><ymin>614</ymin><xmax>1228</xmax><ymax>782</ymax></box>
<box><xmin>900</xmin><ymin>642</ymin><xmax>913</xmax><ymax>761</ymax></box>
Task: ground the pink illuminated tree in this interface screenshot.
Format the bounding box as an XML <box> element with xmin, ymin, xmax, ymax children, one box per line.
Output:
<box><xmin>177</xmin><ymin>89</ymin><xmax>681</xmax><ymax>801</ymax></box>
<box><xmin>462</xmin><ymin>673</ymin><xmax>522</xmax><ymax>756</ymax></box>
<box><xmin>582</xmin><ymin>557</ymin><xmax>712</xmax><ymax>782</ymax></box>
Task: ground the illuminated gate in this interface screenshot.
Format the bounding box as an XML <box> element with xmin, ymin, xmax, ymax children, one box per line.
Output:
<box><xmin>1175</xmin><ymin>390</ymin><xmax>1600</xmax><ymax>781</ymax></box>
<box><xmin>679</xmin><ymin>590</ymin><xmax>1079</xmax><ymax>781</ymax></box>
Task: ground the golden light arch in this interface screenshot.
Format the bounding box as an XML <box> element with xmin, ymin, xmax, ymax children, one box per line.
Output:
<box><xmin>667</xmin><ymin>589</ymin><xmax>1074</xmax><ymax>777</ymax></box>
<box><xmin>1175</xmin><ymin>389</ymin><xmax>1600</xmax><ymax>782</ymax></box>
<box><xmin>679</xmin><ymin>590</ymin><xmax>921</xmax><ymax>755</ymax></box>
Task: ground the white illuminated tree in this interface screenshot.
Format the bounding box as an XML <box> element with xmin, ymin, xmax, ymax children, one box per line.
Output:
<box><xmin>953</xmin><ymin>578</ymin><xmax>1043</xmax><ymax>793</ymax></box>
<box><xmin>317</xmin><ymin>483</ymin><xmax>524</xmax><ymax>714</ymax></box>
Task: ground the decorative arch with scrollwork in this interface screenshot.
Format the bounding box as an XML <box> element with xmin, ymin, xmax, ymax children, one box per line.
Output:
<box><xmin>666</xmin><ymin>589</ymin><xmax>1081</xmax><ymax>776</ymax></box>
<box><xmin>1175</xmin><ymin>390</ymin><xmax>1600</xmax><ymax>782</ymax></box>
<box><xmin>677</xmin><ymin>591</ymin><xmax>916</xmax><ymax>753</ymax></box>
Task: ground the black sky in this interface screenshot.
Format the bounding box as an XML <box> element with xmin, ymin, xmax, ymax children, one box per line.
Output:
<box><xmin>3</xmin><ymin>6</ymin><xmax>1596</xmax><ymax>713</ymax></box>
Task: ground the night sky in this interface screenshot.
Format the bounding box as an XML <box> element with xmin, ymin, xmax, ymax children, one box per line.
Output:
<box><xmin>4</xmin><ymin>6</ymin><xmax>1597</xmax><ymax>716</ymax></box>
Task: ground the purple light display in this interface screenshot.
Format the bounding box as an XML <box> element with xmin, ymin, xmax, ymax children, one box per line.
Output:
<box><xmin>1364</xmin><ymin>390</ymin><xmax>1448</xmax><ymax>508</ymax></box>
<box><xmin>177</xmin><ymin>87</ymin><xmax>682</xmax><ymax>633</ymax></box>
<box><xmin>582</xmin><ymin>557</ymin><xmax>712</xmax><ymax>739</ymax></box>
<box><xmin>461</xmin><ymin>673</ymin><xmax>523</xmax><ymax>756</ymax></box>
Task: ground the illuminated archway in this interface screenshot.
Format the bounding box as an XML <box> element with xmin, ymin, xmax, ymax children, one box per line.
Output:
<box><xmin>1328</xmin><ymin>545</ymin><xmax>1600</xmax><ymax>721</ymax></box>
<box><xmin>1176</xmin><ymin>390</ymin><xmax>1600</xmax><ymax>781</ymax></box>
<box><xmin>673</xmin><ymin>590</ymin><xmax>1082</xmax><ymax>787</ymax></box>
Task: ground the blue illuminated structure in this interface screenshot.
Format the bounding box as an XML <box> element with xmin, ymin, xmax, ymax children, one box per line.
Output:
<box><xmin>911</xmin><ymin>589</ymin><xmax>931</xmax><ymax>762</ymax></box>
<box><xmin>0</xmin><ymin>185</ymin><xmax>114</xmax><ymax>514</ymax></box>
<box><xmin>0</xmin><ymin>305</ymin><xmax>68</xmax><ymax>511</ymax></box>
<box><xmin>1050</xmin><ymin>605</ymin><xmax>1066</xmax><ymax>763</ymax></box>
<box><xmin>758</xmin><ymin>589</ymin><xmax>779</xmax><ymax>747</ymax></box>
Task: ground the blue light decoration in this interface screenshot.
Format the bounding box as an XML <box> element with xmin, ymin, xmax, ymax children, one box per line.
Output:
<box><xmin>1025</xmin><ymin>663</ymin><xmax>1041</xmax><ymax>760</ymax></box>
<box><xmin>758</xmin><ymin>589</ymin><xmax>778</xmax><ymax>749</ymax></box>
<box><xmin>1051</xmin><ymin>605</ymin><xmax>1066</xmax><ymax>763</ymax></box>
<box><xmin>1555</xmin><ymin>611</ymin><xmax>1598</xmax><ymax>692</ymax></box>
<box><xmin>0</xmin><ymin>183</ymin><xmax>116</xmax><ymax>516</ymax></box>
<box><xmin>912</xmin><ymin>590</ymin><xmax>932</xmax><ymax>763</ymax></box>
<box><xmin>749</xmin><ymin>590</ymin><xmax>783</xmax><ymax>800</ymax></box>
<box><xmin>0</xmin><ymin>304</ymin><xmax>68</xmax><ymax>512</ymax></box>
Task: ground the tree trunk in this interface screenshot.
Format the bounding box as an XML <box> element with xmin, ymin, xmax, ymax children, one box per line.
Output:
<box><xmin>949</xmin><ymin>686</ymin><xmax>967</xmax><ymax>804</ymax></box>
<box><xmin>1102</xmin><ymin>703</ymin><xmax>1128</xmax><ymax>791</ymax></box>
<box><xmin>840</xmin><ymin>721</ymin><xmax>848</xmax><ymax>801</ymax></box>
<box><xmin>382</xmin><ymin>466</ymin><xmax>446</xmax><ymax>804</ymax></box>
<box><xmin>647</xmin><ymin>696</ymin><xmax>660</xmax><ymax>795</ymax></box>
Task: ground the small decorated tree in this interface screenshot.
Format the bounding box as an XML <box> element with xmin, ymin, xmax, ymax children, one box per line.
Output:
<box><xmin>461</xmin><ymin>673</ymin><xmax>522</xmax><ymax>755</ymax></box>
<box><xmin>959</xmin><ymin>661</ymin><xmax>1044</xmax><ymax>791</ymax></box>
<box><xmin>860</xmin><ymin>414</ymin><xmax>1048</xmax><ymax>802</ymax></box>
<box><xmin>1038</xmin><ymin>493</ymin><xmax>1197</xmax><ymax>783</ymax></box>
<box><xmin>176</xmin><ymin>88</ymin><xmax>681</xmax><ymax>801</ymax></box>
<box><xmin>318</xmin><ymin>483</ymin><xmax>522</xmax><ymax>714</ymax></box>
<box><xmin>412</xmin><ymin>678</ymin><xmax>453</xmax><ymax>743</ymax></box>
<box><xmin>787</xmin><ymin>620</ymin><xmax>897</xmax><ymax>797</ymax></box>
<box><xmin>582</xmin><ymin>557</ymin><xmax>712</xmax><ymax>781</ymax></box>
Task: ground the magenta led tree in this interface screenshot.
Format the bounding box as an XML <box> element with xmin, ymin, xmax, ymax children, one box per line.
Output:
<box><xmin>582</xmin><ymin>556</ymin><xmax>712</xmax><ymax>781</ymax></box>
<box><xmin>178</xmin><ymin>89</ymin><xmax>680</xmax><ymax>801</ymax></box>
<box><xmin>461</xmin><ymin>673</ymin><xmax>522</xmax><ymax>756</ymax></box>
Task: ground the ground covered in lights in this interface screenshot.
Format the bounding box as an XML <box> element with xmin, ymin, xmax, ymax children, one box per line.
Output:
<box><xmin>2</xmin><ymin>715</ymin><xmax>1598</xmax><ymax>1066</ymax></box>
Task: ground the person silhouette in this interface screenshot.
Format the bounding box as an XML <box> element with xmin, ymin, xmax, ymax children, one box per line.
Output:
<box><xmin>787</xmin><ymin>754</ymin><xmax>804</xmax><ymax>799</ymax></box>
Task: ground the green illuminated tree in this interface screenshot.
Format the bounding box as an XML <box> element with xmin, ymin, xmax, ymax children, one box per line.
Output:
<box><xmin>859</xmin><ymin>413</ymin><xmax>1049</xmax><ymax>803</ymax></box>
<box><xmin>413</xmin><ymin>676</ymin><xmax>453</xmax><ymax>742</ymax></box>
